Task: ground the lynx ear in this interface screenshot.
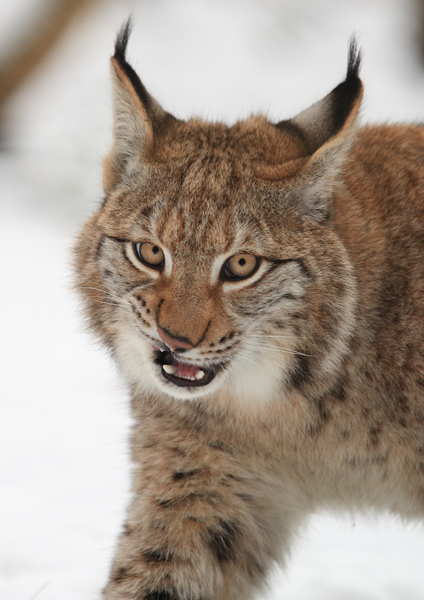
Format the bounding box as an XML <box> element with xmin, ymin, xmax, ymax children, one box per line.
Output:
<box><xmin>277</xmin><ymin>40</ymin><xmax>363</xmax><ymax>221</ymax></box>
<box><xmin>103</xmin><ymin>20</ymin><xmax>173</xmax><ymax>193</ymax></box>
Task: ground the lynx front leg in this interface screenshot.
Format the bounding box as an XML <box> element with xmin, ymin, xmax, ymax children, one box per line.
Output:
<box><xmin>103</xmin><ymin>429</ymin><xmax>296</xmax><ymax>600</ymax></box>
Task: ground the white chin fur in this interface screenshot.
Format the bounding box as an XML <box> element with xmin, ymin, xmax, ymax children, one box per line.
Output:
<box><xmin>114</xmin><ymin>326</ymin><xmax>285</xmax><ymax>406</ymax></box>
<box><xmin>114</xmin><ymin>326</ymin><xmax>224</xmax><ymax>400</ymax></box>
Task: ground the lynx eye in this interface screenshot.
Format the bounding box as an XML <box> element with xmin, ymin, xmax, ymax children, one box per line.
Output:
<box><xmin>222</xmin><ymin>253</ymin><xmax>259</xmax><ymax>281</ymax></box>
<box><xmin>133</xmin><ymin>242</ymin><xmax>164</xmax><ymax>270</ymax></box>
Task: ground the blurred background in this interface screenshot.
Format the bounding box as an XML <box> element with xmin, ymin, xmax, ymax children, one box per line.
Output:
<box><xmin>1</xmin><ymin>1</ymin><xmax>424</xmax><ymax>599</ymax></box>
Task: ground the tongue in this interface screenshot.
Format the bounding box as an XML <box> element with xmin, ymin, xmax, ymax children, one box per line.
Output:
<box><xmin>175</xmin><ymin>361</ymin><xmax>199</xmax><ymax>379</ymax></box>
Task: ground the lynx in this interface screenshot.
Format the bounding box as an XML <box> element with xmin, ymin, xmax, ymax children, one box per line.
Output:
<box><xmin>74</xmin><ymin>20</ymin><xmax>424</xmax><ymax>600</ymax></box>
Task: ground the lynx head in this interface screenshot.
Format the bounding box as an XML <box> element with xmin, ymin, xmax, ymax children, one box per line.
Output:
<box><xmin>75</xmin><ymin>21</ymin><xmax>362</xmax><ymax>407</ymax></box>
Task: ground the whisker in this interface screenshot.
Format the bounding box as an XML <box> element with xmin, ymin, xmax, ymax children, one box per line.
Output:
<box><xmin>80</xmin><ymin>286</ymin><xmax>133</xmax><ymax>309</ymax></box>
<box><xmin>244</xmin><ymin>341</ymin><xmax>313</xmax><ymax>358</ymax></box>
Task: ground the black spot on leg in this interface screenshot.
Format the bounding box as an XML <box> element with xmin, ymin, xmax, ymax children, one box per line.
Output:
<box><xmin>397</xmin><ymin>394</ymin><xmax>410</xmax><ymax>414</ymax></box>
<box><xmin>143</xmin><ymin>591</ymin><xmax>178</xmax><ymax>600</ymax></box>
<box><xmin>369</xmin><ymin>423</ymin><xmax>382</xmax><ymax>448</ymax></box>
<box><xmin>331</xmin><ymin>379</ymin><xmax>347</xmax><ymax>401</ymax></box>
<box><xmin>208</xmin><ymin>440</ymin><xmax>233</xmax><ymax>454</ymax></box>
<box><xmin>158</xmin><ymin>498</ymin><xmax>176</xmax><ymax>509</ymax></box>
<box><xmin>290</xmin><ymin>355</ymin><xmax>311</xmax><ymax>389</ymax></box>
<box><xmin>111</xmin><ymin>566</ymin><xmax>130</xmax><ymax>583</ymax></box>
<box><xmin>317</xmin><ymin>398</ymin><xmax>329</xmax><ymax>422</ymax></box>
<box><xmin>235</xmin><ymin>492</ymin><xmax>253</xmax><ymax>503</ymax></box>
<box><xmin>143</xmin><ymin>549</ymin><xmax>174</xmax><ymax>563</ymax></box>
<box><xmin>226</xmin><ymin>473</ymin><xmax>241</xmax><ymax>482</ymax></box>
<box><xmin>143</xmin><ymin>593</ymin><xmax>204</xmax><ymax>600</ymax></box>
<box><xmin>170</xmin><ymin>446</ymin><xmax>187</xmax><ymax>457</ymax></box>
<box><xmin>207</xmin><ymin>520</ymin><xmax>240</xmax><ymax>562</ymax></box>
<box><xmin>172</xmin><ymin>469</ymin><xmax>199</xmax><ymax>481</ymax></box>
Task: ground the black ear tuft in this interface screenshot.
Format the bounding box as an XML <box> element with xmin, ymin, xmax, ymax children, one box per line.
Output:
<box><xmin>113</xmin><ymin>18</ymin><xmax>151</xmax><ymax>111</ymax></box>
<box><xmin>329</xmin><ymin>37</ymin><xmax>362</xmax><ymax>136</ymax></box>
<box><xmin>346</xmin><ymin>36</ymin><xmax>362</xmax><ymax>81</ymax></box>
<box><xmin>114</xmin><ymin>18</ymin><xmax>133</xmax><ymax>64</ymax></box>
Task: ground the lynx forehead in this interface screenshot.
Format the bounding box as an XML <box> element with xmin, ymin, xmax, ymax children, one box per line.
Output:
<box><xmin>75</xmin><ymin>20</ymin><xmax>424</xmax><ymax>600</ymax></box>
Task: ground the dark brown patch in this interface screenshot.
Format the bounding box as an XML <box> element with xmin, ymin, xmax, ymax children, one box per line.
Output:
<box><xmin>331</xmin><ymin>379</ymin><xmax>347</xmax><ymax>401</ymax></box>
<box><xmin>111</xmin><ymin>566</ymin><xmax>130</xmax><ymax>583</ymax></box>
<box><xmin>207</xmin><ymin>520</ymin><xmax>240</xmax><ymax>562</ymax></box>
<box><xmin>369</xmin><ymin>423</ymin><xmax>382</xmax><ymax>448</ymax></box>
<box><xmin>396</xmin><ymin>394</ymin><xmax>410</xmax><ymax>414</ymax></box>
<box><xmin>158</xmin><ymin>498</ymin><xmax>176</xmax><ymax>509</ymax></box>
<box><xmin>143</xmin><ymin>549</ymin><xmax>174</xmax><ymax>563</ymax></box>
<box><xmin>226</xmin><ymin>473</ymin><xmax>241</xmax><ymax>482</ymax></box>
<box><xmin>235</xmin><ymin>493</ymin><xmax>253</xmax><ymax>503</ymax></box>
<box><xmin>208</xmin><ymin>440</ymin><xmax>233</xmax><ymax>453</ymax></box>
<box><xmin>317</xmin><ymin>397</ymin><xmax>330</xmax><ymax>422</ymax></box>
<box><xmin>143</xmin><ymin>591</ymin><xmax>179</xmax><ymax>600</ymax></box>
<box><xmin>290</xmin><ymin>355</ymin><xmax>312</xmax><ymax>390</ymax></box>
<box><xmin>143</xmin><ymin>441</ymin><xmax>158</xmax><ymax>449</ymax></box>
<box><xmin>371</xmin><ymin>453</ymin><xmax>388</xmax><ymax>465</ymax></box>
<box><xmin>170</xmin><ymin>446</ymin><xmax>187</xmax><ymax>457</ymax></box>
<box><xmin>172</xmin><ymin>469</ymin><xmax>199</xmax><ymax>481</ymax></box>
<box><xmin>159</xmin><ymin>491</ymin><xmax>219</xmax><ymax>510</ymax></box>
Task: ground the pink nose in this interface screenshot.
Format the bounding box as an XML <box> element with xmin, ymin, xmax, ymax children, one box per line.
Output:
<box><xmin>157</xmin><ymin>326</ymin><xmax>194</xmax><ymax>352</ymax></box>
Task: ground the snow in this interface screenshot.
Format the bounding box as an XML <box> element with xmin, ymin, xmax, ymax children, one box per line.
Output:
<box><xmin>1</xmin><ymin>0</ymin><xmax>423</xmax><ymax>598</ymax></box>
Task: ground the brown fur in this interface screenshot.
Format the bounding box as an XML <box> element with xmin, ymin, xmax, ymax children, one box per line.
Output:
<box><xmin>74</xmin><ymin>23</ymin><xmax>424</xmax><ymax>600</ymax></box>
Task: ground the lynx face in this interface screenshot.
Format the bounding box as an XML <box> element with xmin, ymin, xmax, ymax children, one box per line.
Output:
<box><xmin>75</xmin><ymin>25</ymin><xmax>361</xmax><ymax>406</ymax></box>
<box><xmin>94</xmin><ymin>166</ymin><xmax>314</xmax><ymax>403</ymax></box>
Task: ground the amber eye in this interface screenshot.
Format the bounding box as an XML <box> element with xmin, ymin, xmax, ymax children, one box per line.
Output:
<box><xmin>133</xmin><ymin>242</ymin><xmax>164</xmax><ymax>270</ymax></box>
<box><xmin>222</xmin><ymin>253</ymin><xmax>259</xmax><ymax>281</ymax></box>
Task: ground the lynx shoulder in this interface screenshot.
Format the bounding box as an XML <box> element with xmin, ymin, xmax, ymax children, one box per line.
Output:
<box><xmin>75</xmin><ymin>20</ymin><xmax>424</xmax><ymax>600</ymax></box>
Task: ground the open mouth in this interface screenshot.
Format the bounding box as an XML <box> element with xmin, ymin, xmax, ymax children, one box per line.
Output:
<box><xmin>153</xmin><ymin>349</ymin><xmax>220</xmax><ymax>387</ymax></box>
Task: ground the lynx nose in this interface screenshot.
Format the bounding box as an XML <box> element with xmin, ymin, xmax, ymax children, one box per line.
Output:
<box><xmin>157</xmin><ymin>326</ymin><xmax>194</xmax><ymax>352</ymax></box>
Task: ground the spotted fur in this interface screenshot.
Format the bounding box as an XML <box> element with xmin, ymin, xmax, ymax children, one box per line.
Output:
<box><xmin>74</xmin><ymin>21</ymin><xmax>424</xmax><ymax>600</ymax></box>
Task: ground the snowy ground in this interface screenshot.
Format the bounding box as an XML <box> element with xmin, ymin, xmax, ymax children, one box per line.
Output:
<box><xmin>1</xmin><ymin>0</ymin><xmax>424</xmax><ymax>599</ymax></box>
